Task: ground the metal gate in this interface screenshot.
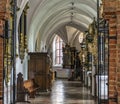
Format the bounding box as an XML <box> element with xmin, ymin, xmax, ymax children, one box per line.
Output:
<box><xmin>97</xmin><ymin>18</ymin><xmax>109</xmax><ymax>103</ymax></box>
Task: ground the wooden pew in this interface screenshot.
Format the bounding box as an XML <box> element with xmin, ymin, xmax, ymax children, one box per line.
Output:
<box><xmin>23</xmin><ymin>79</ymin><xmax>39</xmax><ymax>98</ymax></box>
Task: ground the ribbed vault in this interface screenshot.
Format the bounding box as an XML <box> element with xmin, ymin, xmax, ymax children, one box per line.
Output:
<box><xmin>18</xmin><ymin>0</ymin><xmax>97</xmax><ymax>52</ymax></box>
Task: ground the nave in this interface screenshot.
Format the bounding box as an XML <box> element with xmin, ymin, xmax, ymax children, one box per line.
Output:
<box><xmin>17</xmin><ymin>79</ymin><xmax>96</xmax><ymax>104</ymax></box>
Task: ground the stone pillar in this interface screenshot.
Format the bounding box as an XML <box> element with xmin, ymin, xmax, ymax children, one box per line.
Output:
<box><xmin>108</xmin><ymin>15</ymin><xmax>117</xmax><ymax>98</ymax></box>
<box><xmin>103</xmin><ymin>0</ymin><xmax>120</xmax><ymax>103</ymax></box>
<box><xmin>116</xmin><ymin>1</ymin><xmax>120</xmax><ymax>103</ymax></box>
<box><xmin>102</xmin><ymin>0</ymin><xmax>118</xmax><ymax>104</ymax></box>
<box><xmin>0</xmin><ymin>0</ymin><xmax>10</xmax><ymax>104</ymax></box>
<box><xmin>0</xmin><ymin>20</ymin><xmax>4</xmax><ymax>104</ymax></box>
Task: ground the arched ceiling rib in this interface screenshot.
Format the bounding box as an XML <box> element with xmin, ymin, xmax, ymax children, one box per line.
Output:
<box><xmin>39</xmin><ymin>12</ymin><xmax>91</xmax><ymax>43</ymax></box>
<box><xmin>45</xmin><ymin>21</ymin><xmax>87</xmax><ymax>48</ymax></box>
<box><xmin>56</xmin><ymin>26</ymin><xmax>68</xmax><ymax>43</ymax></box>
<box><xmin>26</xmin><ymin>0</ymin><xmax>97</xmax><ymax>51</ymax></box>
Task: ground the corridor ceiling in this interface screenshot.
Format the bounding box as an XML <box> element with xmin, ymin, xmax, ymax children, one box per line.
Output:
<box><xmin>18</xmin><ymin>0</ymin><xmax>97</xmax><ymax>52</ymax></box>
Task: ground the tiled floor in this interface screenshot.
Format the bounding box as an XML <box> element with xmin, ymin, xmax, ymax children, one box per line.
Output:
<box><xmin>16</xmin><ymin>79</ymin><xmax>96</xmax><ymax>104</ymax></box>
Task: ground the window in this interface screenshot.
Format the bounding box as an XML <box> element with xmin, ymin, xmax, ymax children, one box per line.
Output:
<box><xmin>54</xmin><ymin>35</ymin><xmax>64</xmax><ymax>65</ymax></box>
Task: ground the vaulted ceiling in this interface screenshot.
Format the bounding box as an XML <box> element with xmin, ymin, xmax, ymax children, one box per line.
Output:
<box><xmin>17</xmin><ymin>0</ymin><xmax>98</xmax><ymax>52</ymax></box>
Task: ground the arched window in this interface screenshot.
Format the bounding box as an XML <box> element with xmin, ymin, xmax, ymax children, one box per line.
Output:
<box><xmin>53</xmin><ymin>35</ymin><xmax>64</xmax><ymax>66</ymax></box>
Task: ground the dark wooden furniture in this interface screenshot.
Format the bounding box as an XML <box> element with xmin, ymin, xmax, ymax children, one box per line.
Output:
<box><xmin>28</xmin><ymin>52</ymin><xmax>52</xmax><ymax>91</ymax></box>
<box><xmin>17</xmin><ymin>73</ymin><xmax>26</xmax><ymax>102</ymax></box>
<box><xmin>16</xmin><ymin>73</ymin><xmax>30</xmax><ymax>103</ymax></box>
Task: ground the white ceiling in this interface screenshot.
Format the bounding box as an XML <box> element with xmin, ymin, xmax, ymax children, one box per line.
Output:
<box><xmin>17</xmin><ymin>0</ymin><xmax>97</xmax><ymax>52</ymax></box>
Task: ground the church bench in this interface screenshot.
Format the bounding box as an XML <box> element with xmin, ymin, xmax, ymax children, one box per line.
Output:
<box><xmin>23</xmin><ymin>79</ymin><xmax>40</xmax><ymax>98</ymax></box>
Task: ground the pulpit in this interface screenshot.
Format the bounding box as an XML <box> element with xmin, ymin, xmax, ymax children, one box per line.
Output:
<box><xmin>28</xmin><ymin>52</ymin><xmax>52</xmax><ymax>91</ymax></box>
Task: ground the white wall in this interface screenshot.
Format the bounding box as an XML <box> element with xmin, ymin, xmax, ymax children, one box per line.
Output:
<box><xmin>16</xmin><ymin>52</ymin><xmax>28</xmax><ymax>80</ymax></box>
<box><xmin>53</xmin><ymin>66</ymin><xmax>72</xmax><ymax>78</ymax></box>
